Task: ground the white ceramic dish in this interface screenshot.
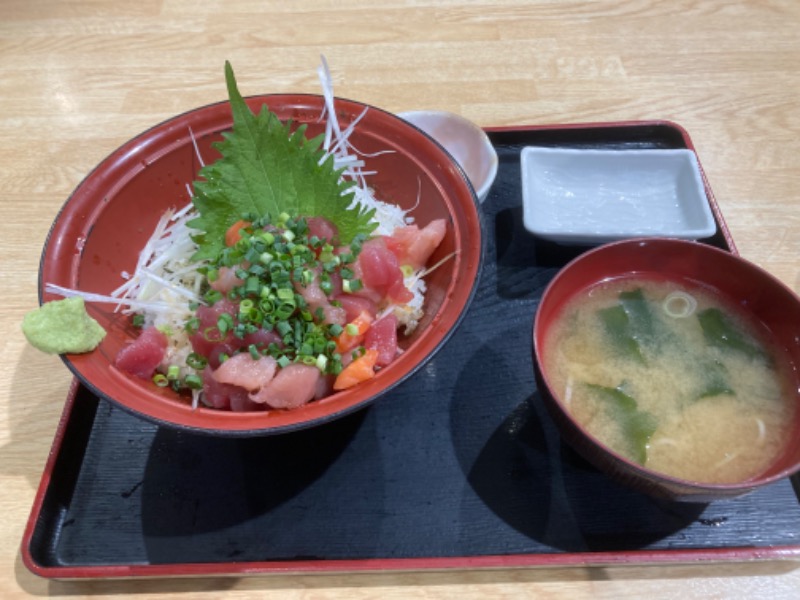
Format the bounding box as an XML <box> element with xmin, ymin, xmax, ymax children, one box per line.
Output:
<box><xmin>398</xmin><ymin>110</ymin><xmax>498</xmax><ymax>203</ymax></box>
<box><xmin>520</xmin><ymin>147</ymin><xmax>716</xmax><ymax>244</ymax></box>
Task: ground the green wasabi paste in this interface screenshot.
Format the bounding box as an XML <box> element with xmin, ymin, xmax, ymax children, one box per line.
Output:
<box><xmin>22</xmin><ymin>296</ymin><xmax>106</xmax><ymax>354</ymax></box>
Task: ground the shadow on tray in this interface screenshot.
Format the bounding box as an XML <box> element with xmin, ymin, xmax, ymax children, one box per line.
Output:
<box><xmin>449</xmin><ymin>335</ymin><xmax>706</xmax><ymax>554</ymax></box>
<box><xmin>494</xmin><ymin>205</ymin><xmax>594</xmax><ymax>300</ymax></box>
<box><xmin>138</xmin><ymin>408</ymin><xmax>369</xmax><ymax>539</ymax></box>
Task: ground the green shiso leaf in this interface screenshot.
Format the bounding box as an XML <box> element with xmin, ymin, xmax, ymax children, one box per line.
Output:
<box><xmin>189</xmin><ymin>61</ymin><xmax>376</xmax><ymax>260</ymax></box>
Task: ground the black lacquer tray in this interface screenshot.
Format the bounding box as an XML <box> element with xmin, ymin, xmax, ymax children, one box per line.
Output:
<box><xmin>22</xmin><ymin>122</ymin><xmax>800</xmax><ymax>579</ymax></box>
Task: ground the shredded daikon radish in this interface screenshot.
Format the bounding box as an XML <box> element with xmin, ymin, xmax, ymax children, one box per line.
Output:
<box><xmin>316</xmin><ymin>55</ymin><xmax>411</xmax><ymax>236</ymax></box>
<box><xmin>45</xmin><ymin>201</ymin><xmax>203</xmax><ymax>318</ymax></box>
<box><xmin>188</xmin><ymin>126</ymin><xmax>206</xmax><ymax>168</ymax></box>
<box><xmin>315</xmin><ymin>55</ymin><xmax>430</xmax><ymax>332</ymax></box>
<box><xmin>110</xmin><ymin>208</ymin><xmax>205</xmax><ymax>316</ymax></box>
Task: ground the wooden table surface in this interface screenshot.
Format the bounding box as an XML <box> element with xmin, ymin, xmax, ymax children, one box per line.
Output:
<box><xmin>2</xmin><ymin>1</ymin><xmax>799</xmax><ymax>598</ymax></box>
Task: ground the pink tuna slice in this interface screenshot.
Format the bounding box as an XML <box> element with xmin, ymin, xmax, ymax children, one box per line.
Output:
<box><xmin>115</xmin><ymin>326</ymin><xmax>168</xmax><ymax>379</ymax></box>
<box><xmin>353</xmin><ymin>238</ymin><xmax>414</xmax><ymax>304</ymax></box>
<box><xmin>209</xmin><ymin>266</ymin><xmax>244</xmax><ymax>293</ymax></box>
<box><xmin>241</xmin><ymin>328</ymin><xmax>282</xmax><ymax>351</ymax></box>
<box><xmin>364</xmin><ymin>313</ymin><xmax>399</xmax><ymax>367</ymax></box>
<box><xmin>249</xmin><ymin>363</ymin><xmax>321</xmax><ymax>409</ymax></box>
<box><xmin>334</xmin><ymin>293</ymin><xmax>378</xmax><ymax>322</ymax></box>
<box><xmin>386</xmin><ymin>219</ymin><xmax>447</xmax><ymax>271</ymax></box>
<box><xmin>189</xmin><ymin>298</ymin><xmax>239</xmax><ymax>359</ymax></box>
<box><xmin>211</xmin><ymin>353</ymin><xmax>278</xmax><ymax>392</ymax></box>
<box><xmin>294</xmin><ymin>267</ymin><xmax>347</xmax><ymax>326</ymax></box>
<box><xmin>190</xmin><ymin>299</ymin><xmax>282</xmax><ymax>369</ymax></box>
<box><xmin>306</xmin><ymin>216</ymin><xmax>339</xmax><ymax>244</ymax></box>
<box><xmin>201</xmin><ymin>366</ymin><xmax>264</xmax><ymax>412</ymax></box>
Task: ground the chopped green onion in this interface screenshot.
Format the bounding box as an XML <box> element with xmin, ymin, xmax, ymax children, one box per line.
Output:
<box><xmin>245</xmin><ymin>247</ymin><xmax>261</xmax><ymax>264</ymax></box>
<box><xmin>276</xmin><ymin>288</ymin><xmax>295</xmax><ymax>302</ymax></box>
<box><xmin>167</xmin><ymin>365</ymin><xmax>181</xmax><ymax>381</ymax></box>
<box><xmin>259</xmin><ymin>298</ymin><xmax>275</xmax><ymax>315</ymax></box>
<box><xmin>187</xmin><ymin>353</ymin><xmax>207</xmax><ymax>370</ymax></box>
<box><xmin>245</xmin><ymin>276</ymin><xmax>261</xmax><ymax>295</ymax></box>
<box><xmin>184</xmin><ymin>374</ymin><xmax>204</xmax><ymax>390</ymax></box>
<box><xmin>193</xmin><ymin>212</ymin><xmax>385</xmax><ymax>381</ymax></box>
<box><xmin>319</xmin><ymin>275</ymin><xmax>333</xmax><ymax>295</ymax></box>
<box><xmin>290</xmin><ymin>243</ymin><xmax>309</xmax><ymax>256</ymax></box>
<box><xmin>153</xmin><ymin>373</ymin><xmax>169</xmax><ymax>387</ymax></box>
<box><xmin>350</xmin><ymin>234</ymin><xmax>365</xmax><ymax>255</ymax></box>
<box><xmin>275</xmin><ymin>302</ymin><xmax>295</xmax><ymax>320</ymax></box>
<box><xmin>184</xmin><ymin>316</ymin><xmax>200</xmax><ymax>334</ymax></box>
<box><xmin>329</xmin><ymin>356</ymin><xmax>343</xmax><ymax>375</ymax></box>
<box><xmin>217</xmin><ymin>313</ymin><xmax>234</xmax><ymax>334</ymax></box>
<box><xmin>204</xmin><ymin>289</ymin><xmax>223</xmax><ymax>305</ymax></box>
<box><xmin>343</xmin><ymin>278</ymin><xmax>363</xmax><ymax>293</ymax></box>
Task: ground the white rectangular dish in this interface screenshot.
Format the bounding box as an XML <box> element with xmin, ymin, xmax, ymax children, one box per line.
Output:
<box><xmin>520</xmin><ymin>147</ymin><xmax>716</xmax><ymax>244</ymax></box>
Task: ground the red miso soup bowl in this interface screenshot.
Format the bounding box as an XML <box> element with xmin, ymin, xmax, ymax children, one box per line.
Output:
<box><xmin>533</xmin><ymin>238</ymin><xmax>800</xmax><ymax>502</ymax></box>
<box><xmin>40</xmin><ymin>94</ymin><xmax>484</xmax><ymax>436</ymax></box>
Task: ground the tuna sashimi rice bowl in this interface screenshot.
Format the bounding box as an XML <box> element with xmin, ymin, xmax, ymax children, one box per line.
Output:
<box><xmin>38</xmin><ymin>59</ymin><xmax>484</xmax><ymax>434</ymax></box>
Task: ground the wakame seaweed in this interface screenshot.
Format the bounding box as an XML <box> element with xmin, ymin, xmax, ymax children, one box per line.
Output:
<box><xmin>586</xmin><ymin>383</ymin><xmax>658</xmax><ymax>465</ymax></box>
<box><xmin>598</xmin><ymin>288</ymin><xmax>657</xmax><ymax>364</ymax></box>
<box><xmin>598</xmin><ymin>305</ymin><xmax>646</xmax><ymax>364</ymax></box>
<box><xmin>698</xmin><ymin>308</ymin><xmax>771</xmax><ymax>364</ymax></box>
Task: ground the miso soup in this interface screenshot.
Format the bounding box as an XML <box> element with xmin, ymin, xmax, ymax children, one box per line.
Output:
<box><xmin>542</xmin><ymin>277</ymin><xmax>796</xmax><ymax>484</ymax></box>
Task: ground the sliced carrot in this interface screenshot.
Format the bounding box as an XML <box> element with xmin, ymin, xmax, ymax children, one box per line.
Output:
<box><xmin>225</xmin><ymin>219</ymin><xmax>251</xmax><ymax>247</ymax></box>
<box><xmin>335</xmin><ymin>310</ymin><xmax>373</xmax><ymax>353</ymax></box>
<box><xmin>333</xmin><ymin>349</ymin><xmax>379</xmax><ymax>390</ymax></box>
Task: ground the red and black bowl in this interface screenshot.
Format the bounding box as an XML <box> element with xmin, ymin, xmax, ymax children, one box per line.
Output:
<box><xmin>532</xmin><ymin>238</ymin><xmax>800</xmax><ymax>502</ymax></box>
<box><xmin>40</xmin><ymin>94</ymin><xmax>484</xmax><ymax>435</ymax></box>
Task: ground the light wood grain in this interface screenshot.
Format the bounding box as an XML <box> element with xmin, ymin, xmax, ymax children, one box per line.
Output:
<box><xmin>2</xmin><ymin>1</ymin><xmax>799</xmax><ymax>598</ymax></box>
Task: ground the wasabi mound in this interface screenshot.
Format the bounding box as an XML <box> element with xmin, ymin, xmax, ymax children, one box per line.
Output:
<box><xmin>22</xmin><ymin>296</ymin><xmax>106</xmax><ymax>354</ymax></box>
